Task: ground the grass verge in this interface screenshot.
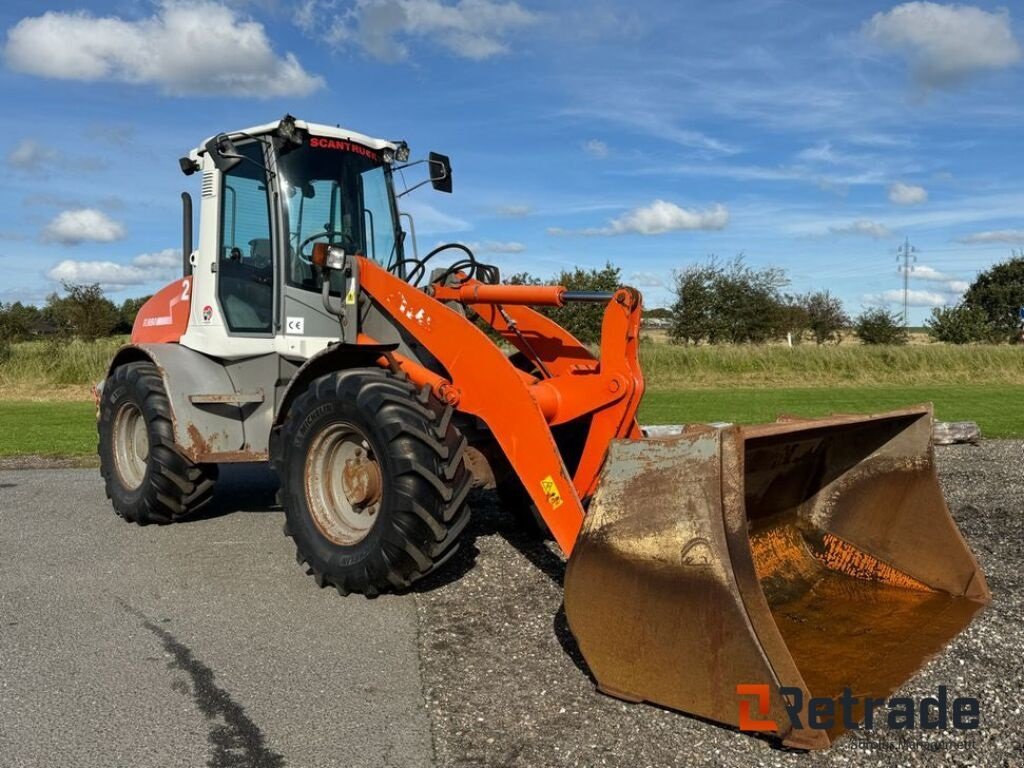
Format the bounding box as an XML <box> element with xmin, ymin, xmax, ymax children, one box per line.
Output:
<box><xmin>639</xmin><ymin>385</ymin><xmax>1024</xmax><ymax>438</ymax></box>
<box><xmin>640</xmin><ymin>343</ymin><xmax>1024</xmax><ymax>387</ymax></box>
<box><xmin>0</xmin><ymin>401</ymin><xmax>97</xmax><ymax>457</ymax></box>
<box><xmin>2</xmin><ymin>385</ymin><xmax>1021</xmax><ymax>461</ymax></box>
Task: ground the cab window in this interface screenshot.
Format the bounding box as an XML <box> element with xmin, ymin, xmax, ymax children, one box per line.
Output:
<box><xmin>279</xmin><ymin>140</ymin><xmax>401</xmax><ymax>292</ymax></box>
<box><xmin>218</xmin><ymin>141</ymin><xmax>273</xmax><ymax>333</ymax></box>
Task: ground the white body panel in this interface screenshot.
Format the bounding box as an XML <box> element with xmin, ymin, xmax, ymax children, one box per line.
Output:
<box><xmin>179</xmin><ymin>119</ymin><xmax>395</xmax><ymax>362</ymax></box>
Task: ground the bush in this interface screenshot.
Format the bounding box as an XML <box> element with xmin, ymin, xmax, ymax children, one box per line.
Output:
<box><xmin>925</xmin><ymin>305</ymin><xmax>994</xmax><ymax>344</ymax></box>
<box><xmin>959</xmin><ymin>255</ymin><xmax>1024</xmax><ymax>341</ymax></box>
<box><xmin>800</xmin><ymin>291</ymin><xmax>850</xmax><ymax>345</ymax></box>
<box><xmin>855</xmin><ymin>307</ymin><xmax>908</xmax><ymax>345</ymax></box>
<box><xmin>45</xmin><ymin>283</ymin><xmax>120</xmax><ymax>341</ymax></box>
<box><xmin>669</xmin><ymin>256</ymin><xmax>789</xmax><ymax>344</ymax></box>
<box><xmin>506</xmin><ymin>263</ymin><xmax>621</xmax><ymax>344</ymax></box>
<box><xmin>0</xmin><ymin>301</ymin><xmax>44</xmax><ymax>342</ymax></box>
<box><xmin>116</xmin><ymin>296</ymin><xmax>151</xmax><ymax>334</ymax></box>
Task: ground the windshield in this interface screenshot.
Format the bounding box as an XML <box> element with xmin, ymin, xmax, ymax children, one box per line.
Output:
<box><xmin>278</xmin><ymin>138</ymin><xmax>402</xmax><ymax>292</ymax></box>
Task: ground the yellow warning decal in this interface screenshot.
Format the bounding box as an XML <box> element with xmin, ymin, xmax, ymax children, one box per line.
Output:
<box><xmin>345</xmin><ymin>283</ymin><xmax>357</xmax><ymax>305</ymax></box>
<box><xmin>540</xmin><ymin>475</ymin><xmax>564</xmax><ymax>510</ymax></box>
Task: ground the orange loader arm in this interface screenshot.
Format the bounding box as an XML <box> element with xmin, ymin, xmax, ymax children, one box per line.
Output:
<box><xmin>356</xmin><ymin>257</ymin><xmax>644</xmax><ymax>555</ymax></box>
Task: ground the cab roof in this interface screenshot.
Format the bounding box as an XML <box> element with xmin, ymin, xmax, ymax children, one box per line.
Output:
<box><xmin>194</xmin><ymin>118</ymin><xmax>401</xmax><ymax>156</ymax></box>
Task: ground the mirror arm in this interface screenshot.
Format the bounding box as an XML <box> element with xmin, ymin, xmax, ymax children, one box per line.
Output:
<box><xmin>395</xmin><ymin>178</ymin><xmax>433</xmax><ymax>198</ymax></box>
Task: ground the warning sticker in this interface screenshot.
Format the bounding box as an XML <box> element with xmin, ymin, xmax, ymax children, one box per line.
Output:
<box><xmin>540</xmin><ymin>475</ymin><xmax>564</xmax><ymax>510</ymax></box>
<box><xmin>345</xmin><ymin>281</ymin><xmax>356</xmax><ymax>305</ymax></box>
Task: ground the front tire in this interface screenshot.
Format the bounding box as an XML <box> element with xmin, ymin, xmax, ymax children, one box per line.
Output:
<box><xmin>98</xmin><ymin>361</ymin><xmax>218</xmax><ymax>524</ymax></box>
<box><xmin>276</xmin><ymin>369</ymin><xmax>472</xmax><ymax>596</ymax></box>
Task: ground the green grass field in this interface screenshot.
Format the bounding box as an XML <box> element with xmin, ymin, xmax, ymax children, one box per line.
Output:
<box><xmin>641</xmin><ymin>385</ymin><xmax>1024</xmax><ymax>438</ymax></box>
<box><xmin>2</xmin><ymin>384</ymin><xmax>1022</xmax><ymax>458</ymax></box>
<box><xmin>0</xmin><ymin>401</ymin><xmax>96</xmax><ymax>457</ymax></box>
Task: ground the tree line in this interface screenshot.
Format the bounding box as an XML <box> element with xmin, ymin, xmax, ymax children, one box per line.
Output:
<box><xmin>505</xmin><ymin>253</ymin><xmax>1024</xmax><ymax>346</ymax></box>
<box><xmin>2</xmin><ymin>253</ymin><xmax>1021</xmax><ymax>350</ymax></box>
<box><xmin>0</xmin><ymin>284</ymin><xmax>149</xmax><ymax>344</ymax></box>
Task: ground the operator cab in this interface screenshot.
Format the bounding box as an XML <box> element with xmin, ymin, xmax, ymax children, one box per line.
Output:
<box><xmin>176</xmin><ymin>115</ymin><xmax>451</xmax><ymax>359</ymax></box>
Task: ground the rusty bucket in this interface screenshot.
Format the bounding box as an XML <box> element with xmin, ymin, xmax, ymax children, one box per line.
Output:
<box><xmin>563</xmin><ymin>406</ymin><xmax>989</xmax><ymax>749</ymax></box>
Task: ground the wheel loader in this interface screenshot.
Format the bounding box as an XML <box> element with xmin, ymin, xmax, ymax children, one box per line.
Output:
<box><xmin>97</xmin><ymin>115</ymin><xmax>989</xmax><ymax>749</ymax></box>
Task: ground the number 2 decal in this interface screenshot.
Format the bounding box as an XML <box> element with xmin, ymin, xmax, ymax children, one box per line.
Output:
<box><xmin>181</xmin><ymin>278</ymin><xmax>191</xmax><ymax>303</ymax></box>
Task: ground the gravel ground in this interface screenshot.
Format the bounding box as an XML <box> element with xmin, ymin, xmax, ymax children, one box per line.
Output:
<box><xmin>414</xmin><ymin>441</ymin><xmax>1024</xmax><ymax>768</ymax></box>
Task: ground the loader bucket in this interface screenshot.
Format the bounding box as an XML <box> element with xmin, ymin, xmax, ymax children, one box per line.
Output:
<box><xmin>563</xmin><ymin>406</ymin><xmax>989</xmax><ymax>750</ymax></box>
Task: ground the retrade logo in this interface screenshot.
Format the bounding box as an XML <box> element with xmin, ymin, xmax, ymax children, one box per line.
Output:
<box><xmin>736</xmin><ymin>684</ymin><xmax>980</xmax><ymax>732</ymax></box>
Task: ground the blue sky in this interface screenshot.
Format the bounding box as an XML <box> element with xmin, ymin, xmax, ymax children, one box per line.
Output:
<box><xmin>1</xmin><ymin>0</ymin><xmax>1022</xmax><ymax>322</ymax></box>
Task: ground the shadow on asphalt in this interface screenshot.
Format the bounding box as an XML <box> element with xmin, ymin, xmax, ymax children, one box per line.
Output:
<box><xmin>187</xmin><ymin>463</ymin><xmax>281</xmax><ymax>523</ymax></box>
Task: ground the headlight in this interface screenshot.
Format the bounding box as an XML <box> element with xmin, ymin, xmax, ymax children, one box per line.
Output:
<box><xmin>325</xmin><ymin>246</ymin><xmax>347</xmax><ymax>271</ymax></box>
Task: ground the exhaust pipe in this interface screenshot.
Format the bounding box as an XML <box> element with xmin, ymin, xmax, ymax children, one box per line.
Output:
<box><xmin>181</xmin><ymin>192</ymin><xmax>193</xmax><ymax>277</ymax></box>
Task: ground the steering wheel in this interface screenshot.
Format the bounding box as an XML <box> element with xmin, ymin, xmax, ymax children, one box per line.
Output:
<box><xmin>298</xmin><ymin>230</ymin><xmax>358</xmax><ymax>265</ymax></box>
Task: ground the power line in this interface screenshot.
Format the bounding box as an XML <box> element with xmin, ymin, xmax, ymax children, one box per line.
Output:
<box><xmin>896</xmin><ymin>237</ymin><xmax>918</xmax><ymax>326</ymax></box>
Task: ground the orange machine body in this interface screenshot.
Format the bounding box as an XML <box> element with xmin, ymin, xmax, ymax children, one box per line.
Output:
<box><xmin>131</xmin><ymin>276</ymin><xmax>193</xmax><ymax>344</ymax></box>
<box><xmin>358</xmin><ymin>257</ymin><xmax>644</xmax><ymax>554</ymax></box>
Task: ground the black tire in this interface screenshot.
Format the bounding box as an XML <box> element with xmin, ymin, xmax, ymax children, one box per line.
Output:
<box><xmin>98</xmin><ymin>361</ymin><xmax>218</xmax><ymax>525</ymax></box>
<box><xmin>275</xmin><ymin>368</ymin><xmax>472</xmax><ymax>596</ymax></box>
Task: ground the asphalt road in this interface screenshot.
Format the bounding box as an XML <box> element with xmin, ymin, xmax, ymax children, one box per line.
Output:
<box><xmin>0</xmin><ymin>466</ymin><xmax>432</xmax><ymax>768</ymax></box>
<box><xmin>2</xmin><ymin>443</ymin><xmax>1022</xmax><ymax>768</ymax></box>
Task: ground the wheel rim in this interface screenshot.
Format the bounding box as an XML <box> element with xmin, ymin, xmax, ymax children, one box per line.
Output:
<box><xmin>112</xmin><ymin>402</ymin><xmax>149</xmax><ymax>490</ymax></box>
<box><xmin>304</xmin><ymin>422</ymin><xmax>384</xmax><ymax>546</ymax></box>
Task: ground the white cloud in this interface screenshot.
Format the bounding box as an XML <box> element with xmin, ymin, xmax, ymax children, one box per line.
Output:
<box><xmin>583</xmin><ymin>139</ymin><xmax>609</xmax><ymax>158</ymax></box>
<box><xmin>6</xmin><ymin>139</ymin><xmax>57</xmax><ymax>170</ymax></box>
<box><xmin>465</xmin><ymin>240</ymin><xmax>526</xmax><ymax>254</ymax></box>
<box><xmin>829</xmin><ymin>220</ymin><xmax>895</xmax><ymax>238</ymax></box>
<box><xmin>300</xmin><ymin>0</ymin><xmax>539</xmax><ymax>62</ymax></box>
<box><xmin>889</xmin><ymin>182</ymin><xmax>928</xmax><ymax>205</ymax></box>
<box><xmin>912</xmin><ymin>265</ymin><xmax>953</xmax><ymax>282</ymax></box>
<box><xmin>911</xmin><ymin>264</ymin><xmax>970</xmax><ymax>294</ymax></box>
<box><xmin>42</xmin><ymin>209</ymin><xmax>125</xmax><ymax>245</ymax></box>
<box><xmin>550</xmin><ymin>200</ymin><xmax>728</xmax><ymax>237</ymax></box>
<box><xmin>6</xmin><ymin>138</ymin><xmax>104</xmax><ymax>173</ymax></box>
<box><xmin>874</xmin><ymin>288</ymin><xmax>952</xmax><ymax>307</ymax></box>
<box><xmin>4</xmin><ymin>3</ymin><xmax>323</xmax><ymax>97</ymax></box>
<box><xmin>132</xmin><ymin>249</ymin><xmax>182</xmax><ymax>269</ymax></box>
<box><xmin>864</xmin><ymin>2</ymin><xmax>1022</xmax><ymax>88</ymax></box>
<box><xmin>400</xmin><ymin>199</ymin><xmax>471</xmax><ymax>234</ymax></box>
<box><xmin>495</xmin><ymin>204</ymin><xmax>531</xmax><ymax>217</ymax></box>
<box><xmin>47</xmin><ymin>248</ymin><xmax>180</xmax><ymax>289</ymax></box>
<box><xmin>628</xmin><ymin>271</ymin><xmax>669</xmax><ymax>288</ymax></box>
<box><xmin>957</xmin><ymin>228</ymin><xmax>1024</xmax><ymax>244</ymax></box>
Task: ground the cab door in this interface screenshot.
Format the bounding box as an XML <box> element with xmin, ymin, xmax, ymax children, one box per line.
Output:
<box><xmin>216</xmin><ymin>140</ymin><xmax>275</xmax><ymax>336</ymax></box>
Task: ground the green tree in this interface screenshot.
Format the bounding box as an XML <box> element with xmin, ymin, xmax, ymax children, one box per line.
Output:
<box><xmin>0</xmin><ymin>301</ymin><xmax>43</xmax><ymax>342</ymax></box>
<box><xmin>669</xmin><ymin>256</ymin><xmax>789</xmax><ymax>345</ymax></box>
<box><xmin>116</xmin><ymin>296</ymin><xmax>152</xmax><ymax>334</ymax></box>
<box><xmin>45</xmin><ymin>283</ymin><xmax>120</xmax><ymax>341</ymax></box>
<box><xmin>855</xmin><ymin>307</ymin><xmax>908</xmax><ymax>345</ymax></box>
<box><xmin>506</xmin><ymin>263</ymin><xmax>622</xmax><ymax>344</ymax></box>
<box><xmin>925</xmin><ymin>304</ymin><xmax>994</xmax><ymax>344</ymax></box>
<box><xmin>800</xmin><ymin>291</ymin><xmax>850</xmax><ymax>345</ymax></box>
<box><xmin>959</xmin><ymin>254</ymin><xmax>1024</xmax><ymax>341</ymax></box>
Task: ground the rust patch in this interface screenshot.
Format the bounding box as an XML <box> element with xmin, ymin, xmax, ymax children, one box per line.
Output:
<box><xmin>819</xmin><ymin>532</ymin><xmax>934</xmax><ymax>592</ymax></box>
<box><xmin>748</xmin><ymin>523</ymin><xmax>820</xmax><ymax>587</ymax></box>
<box><xmin>200</xmin><ymin>449</ymin><xmax>269</xmax><ymax>464</ymax></box>
<box><xmin>186</xmin><ymin>423</ymin><xmax>211</xmax><ymax>456</ymax></box>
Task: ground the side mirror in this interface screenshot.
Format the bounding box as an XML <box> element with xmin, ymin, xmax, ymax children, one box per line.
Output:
<box><xmin>204</xmin><ymin>133</ymin><xmax>243</xmax><ymax>174</ymax></box>
<box><xmin>428</xmin><ymin>152</ymin><xmax>452</xmax><ymax>193</ymax></box>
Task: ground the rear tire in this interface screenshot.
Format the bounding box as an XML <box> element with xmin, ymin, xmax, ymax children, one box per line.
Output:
<box><xmin>275</xmin><ymin>368</ymin><xmax>472</xmax><ymax>596</ymax></box>
<box><xmin>98</xmin><ymin>361</ymin><xmax>218</xmax><ymax>524</ymax></box>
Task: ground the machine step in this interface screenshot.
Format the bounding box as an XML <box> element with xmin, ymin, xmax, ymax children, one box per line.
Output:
<box><xmin>188</xmin><ymin>392</ymin><xmax>265</xmax><ymax>405</ymax></box>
